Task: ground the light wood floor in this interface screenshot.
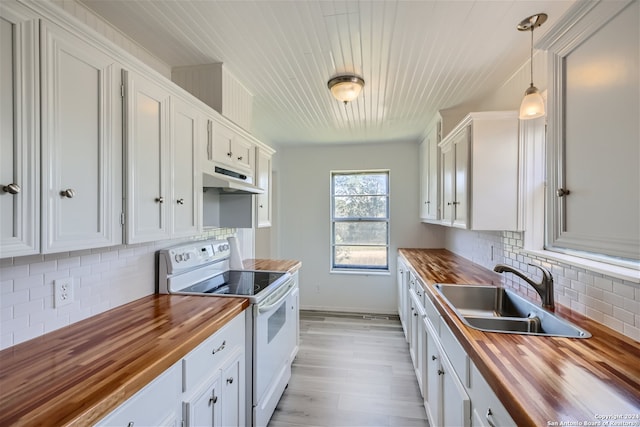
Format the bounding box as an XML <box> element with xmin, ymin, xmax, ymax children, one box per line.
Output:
<box><xmin>268</xmin><ymin>311</ymin><xmax>429</xmax><ymax>427</ymax></box>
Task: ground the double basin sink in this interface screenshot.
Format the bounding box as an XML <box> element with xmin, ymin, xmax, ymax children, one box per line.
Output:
<box><xmin>434</xmin><ymin>284</ymin><xmax>591</xmax><ymax>338</ymax></box>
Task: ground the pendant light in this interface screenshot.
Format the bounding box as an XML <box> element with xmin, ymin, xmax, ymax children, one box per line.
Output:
<box><xmin>328</xmin><ymin>75</ymin><xmax>365</xmax><ymax>105</ymax></box>
<box><xmin>518</xmin><ymin>13</ymin><xmax>547</xmax><ymax>120</ymax></box>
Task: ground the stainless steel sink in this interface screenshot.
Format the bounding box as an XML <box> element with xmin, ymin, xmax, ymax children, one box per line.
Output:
<box><xmin>434</xmin><ymin>284</ymin><xmax>591</xmax><ymax>338</ymax></box>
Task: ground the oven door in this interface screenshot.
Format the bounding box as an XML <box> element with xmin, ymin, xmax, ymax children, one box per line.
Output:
<box><xmin>253</xmin><ymin>277</ymin><xmax>296</xmax><ymax>426</ymax></box>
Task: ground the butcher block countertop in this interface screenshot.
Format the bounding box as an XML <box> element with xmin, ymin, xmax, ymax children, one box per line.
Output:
<box><xmin>0</xmin><ymin>295</ymin><xmax>249</xmax><ymax>426</ymax></box>
<box><xmin>400</xmin><ymin>248</ymin><xmax>640</xmax><ymax>427</ymax></box>
<box><xmin>243</xmin><ymin>258</ymin><xmax>302</xmax><ymax>273</ymax></box>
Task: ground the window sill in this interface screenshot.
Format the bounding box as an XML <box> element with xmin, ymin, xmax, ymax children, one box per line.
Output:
<box><xmin>330</xmin><ymin>269</ymin><xmax>391</xmax><ymax>276</ymax></box>
<box><xmin>523</xmin><ymin>249</ymin><xmax>640</xmax><ymax>284</ymax></box>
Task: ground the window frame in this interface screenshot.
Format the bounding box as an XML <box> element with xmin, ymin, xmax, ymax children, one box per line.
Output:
<box><xmin>330</xmin><ymin>169</ymin><xmax>390</xmax><ymax>273</ymax></box>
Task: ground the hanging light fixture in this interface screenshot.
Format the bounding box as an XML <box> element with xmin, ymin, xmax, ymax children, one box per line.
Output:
<box><xmin>327</xmin><ymin>75</ymin><xmax>364</xmax><ymax>105</ymax></box>
<box><xmin>518</xmin><ymin>13</ymin><xmax>547</xmax><ymax>120</ymax></box>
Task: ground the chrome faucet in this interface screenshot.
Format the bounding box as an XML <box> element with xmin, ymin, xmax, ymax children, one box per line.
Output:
<box><xmin>493</xmin><ymin>264</ymin><xmax>555</xmax><ymax>310</ymax></box>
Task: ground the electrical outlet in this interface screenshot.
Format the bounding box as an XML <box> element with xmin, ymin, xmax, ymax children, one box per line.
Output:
<box><xmin>54</xmin><ymin>278</ymin><xmax>74</xmax><ymax>308</ymax></box>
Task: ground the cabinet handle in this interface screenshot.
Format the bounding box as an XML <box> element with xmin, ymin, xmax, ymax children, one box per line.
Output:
<box><xmin>59</xmin><ymin>189</ymin><xmax>76</xmax><ymax>198</ymax></box>
<box><xmin>413</xmin><ymin>312</ymin><xmax>418</xmax><ymax>317</ymax></box>
<box><xmin>227</xmin><ymin>377</ymin><xmax>234</xmax><ymax>384</ymax></box>
<box><xmin>209</xmin><ymin>395</ymin><xmax>218</xmax><ymax>405</ymax></box>
<box><xmin>431</xmin><ymin>355</ymin><xmax>437</xmax><ymax>361</ymax></box>
<box><xmin>447</xmin><ymin>202</ymin><xmax>452</xmax><ymax>206</ymax></box>
<box><xmin>2</xmin><ymin>183</ymin><xmax>20</xmax><ymax>194</ymax></box>
<box><xmin>127</xmin><ymin>422</ymin><xmax>134</xmax><ymax>427</ymax></box>
<box><xmin>212</xmin><ymin>340</ymin><xmax>226</xmax><ymax>354</ymax></box>
<box><xmin>486</xmin><ymin>408</ymin><xmax>497</xmax><ymax>427</ymax></box>
<box><xmin>452</xmin><ymin>201</ymin><xmax>460</xmax><ymax>205</ymax></box>
<box><xmin>556</xmin><ymin>188</ymin><xmax>571</xmax><ymax>197</ymax></box>
<box><xmin>176</xmin><ymin>198</ymin><xmax>184</xmax><ymax>205</ymax></box>
<box><xmin>237</xmin><ymin>156</ymin><xmax>243</xmax><ymax>161</ymax></box>
<box><xmin>437</xmin><ymin>369</ymin><xmax>444</xmax><ymax>375</ymax></box>
<box><xmin>227</xmin><ymin>152</ymin><xmax>233</xmax><ymax>157</ymax></box>
<box><xmin>259</xmin><ymin>204</ymin><xmax>264</xmax><ymax>208</ymax></box>
<box><xmin>155</xmin><ymin>196</ymin><xmax>164</xmax><ymax>203</ymax></box>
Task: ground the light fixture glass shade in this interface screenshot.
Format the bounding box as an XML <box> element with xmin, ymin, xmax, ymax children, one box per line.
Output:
<box><xmin>519</xmin><ymin>85</ymin><xmax>545</xmax><ymax>119</ymax></box>
<box><xmin>328</xmin><ymin>75</ymin><xmax>364</xmax><ymax>104</ymax></box>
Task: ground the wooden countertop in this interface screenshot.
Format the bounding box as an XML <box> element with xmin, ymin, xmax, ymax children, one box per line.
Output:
<box><xmin>399</xmin><ymin>248</ymin><xmax>640</xmax><ymax>426</ymax></box>
<box><xmin>243</xmin><ymin>258</ymin><xmax>302</xmax><ymax>273</ymax></box>
<box><xmin>0</xmin><ymin>295</ymin><xmax>250</xmax><ymax>426</ymax></box>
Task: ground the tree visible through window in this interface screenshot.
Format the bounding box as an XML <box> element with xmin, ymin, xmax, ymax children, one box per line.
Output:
<box><xmin>331</xmin><ymin>170</ymin><xmax>389</xmax><ymax>271</ymax></box>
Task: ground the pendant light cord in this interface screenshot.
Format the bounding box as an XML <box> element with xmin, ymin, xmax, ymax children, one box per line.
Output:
<box><xmin>529</xmin><ymin>27</ymin><xmax>534</xmax><ymax>87</ymax></box>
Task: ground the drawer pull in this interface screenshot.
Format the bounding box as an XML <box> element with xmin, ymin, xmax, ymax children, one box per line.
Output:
<box><xmin>227</xmin><ymin>377</ymin><xmax>234</xmax><ymax>384</ymax></box>
<box><xmin>431</xmin><ymin>355</ymin><xmax>437</xmax><ymax>361</ymax></box>
<box><xmin>209</xmin><ymin>395</ymin><xmax>218</xmax><ymax>406</ymax></box>
<box><xmin>437</xmin><ymin>369</ymin><xmax>445</xmax><ymax>375</ymax></box>
<box><xmin>212</xmin><ymin>340</ymin><xmax>226</xmax><ymax>354</ymax></box>
<box><xmin>486</xmin><ymin>408</ymin><xmax>497</xmax><ymax>427</ymax></box>
<box><xmin>127</xmin><ymin>423</ymin><xmax>134</xmax><ymax>427</ymax></box>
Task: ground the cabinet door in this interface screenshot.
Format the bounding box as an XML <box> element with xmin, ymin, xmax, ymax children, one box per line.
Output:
<box><xmin>441</xmin><ymin>145</ymin><xmax>455</xmax><ymax>226</ymax></box>
<box><xmin>220</xmin><ymin>351</ymin><xmax>244</xmax><ymax>427</ymax></box>
<box><xmin>396</xmin><ymin>257</ymin><xmax>406</xmax><ymax>334</ymax></box>
<box><xmin>40</xmin><ymin>21</ymin><xmax>122</xmax><ymax>253</ymax></box>
<box><xmin>425</xmin><ymin>326</ymin><xmax>442</xmax><ymax>427</ymax></box>
<box><xmin>256</xmin><ymin>149</ymin><xmax>271</xmax><ymax>227</ymax></box>
<box><xmin>290</xmin><ymin>282</ymin><xmax>300</xmax><ymax>361</ymax></box>
<box><xmin>124</xmin><ymin>70</ymin><xmax>171</xmax><ymax>243</ymax></box>
<box><xmin>427</xmin><ymin>129</ymin><xmax>440</xmax><ymax>220</ymax></box>
<box><xmin>171</xmin><ymin>97</ymin><xmax>201</xmax><ymax>237</ymax></box>
<box><xmin>419</xmin><ymin>138</ymin><xmax>430</xmax><ymax>220</ymax></box>
<box><xmin>185</xmin><ymin>376</ymin><xmax>221</xmax><ymax>427</ymax></box>
<box><xmin>231</xmin><ymin>135</ymin><xmax>255</xmax><ymax>172</ymax></box>
<box><xmin>453</xmin><ymin>127</ymin><xmax>469</xmax><ymax>228</ymax></box>
<box><xmin>441</xmin><ymin>351</ymin><xmax>471</xmax><ymax>427</ymax></box>
<box><xmin>212</xmin><ymin>122</ymin><xmax>234</xmax><ymax>167</ymax></box>
<box><xmin>0</xmin><ymin>5</ymin><xmax>39</xmax><ymax>258</ymax></box>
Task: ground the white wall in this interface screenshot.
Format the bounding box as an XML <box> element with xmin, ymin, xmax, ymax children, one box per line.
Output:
<box><xmin>277</xmin><ymin>141</ymin><xmax>444</xmax><ymax>314</ymax></box>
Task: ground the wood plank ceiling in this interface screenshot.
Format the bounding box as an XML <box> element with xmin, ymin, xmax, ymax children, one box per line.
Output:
<box><xmin>79</xmin><ymin>0</ymin><xmax>575</xmax><ymax>145</ymax></box>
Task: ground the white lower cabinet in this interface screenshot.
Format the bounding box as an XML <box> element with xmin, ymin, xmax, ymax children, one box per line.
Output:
<box><xmin>96</xmin><ymin>311</ymin><xmax>246</xmax><ymax>427</ymax></box>
<box><xmin>399</xmin><ymin>256</ymin><xmax>516</xmax><ymax>427</ymax></box>
<box><xmin>182</xmin><ymin>311</ymin><xmax>246</xmax><ymax>427</ymax></box>
<box><xmin>96</xmin><ymin>362</ymin><xmax>181</xmax><ymax>427</ymax></box>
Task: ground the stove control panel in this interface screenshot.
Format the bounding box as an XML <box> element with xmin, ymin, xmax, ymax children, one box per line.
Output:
<box><xmin>162</xmin><ymin>240</ymin><xmax>231</xmax><ymax>272</ymax></box>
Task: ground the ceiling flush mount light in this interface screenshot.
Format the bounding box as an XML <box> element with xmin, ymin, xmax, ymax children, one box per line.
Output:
<box><xmin>518</xmin><ymin>13</ymin><xmax>547</xmax><ymax>120</ymax></box>
<box><xmin>327</xmin><ymin>75</ymin><xmax>364</xmax><ymax>105</ymax></box>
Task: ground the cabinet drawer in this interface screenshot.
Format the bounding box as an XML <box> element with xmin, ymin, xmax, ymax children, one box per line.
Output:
<box><xmin>423</xmin><ymin>293</ymin><xmax>440</xmax><ymax>334</ymax></box>
<box><xmin>439</xmin><ymin>319</ymin><xmax>469</xmax><ymax>387</ymax></box>
<box><xmin>96</xmin><ymin>362</ymin><xmax>180</xmax><ymax>426</ymax></box>
<box><xmin>183</xmin><ymin>311</ymin><xmax>246</xmax><ymax>392</ymax></box>
<box><xmin>469</xmin><ymin>362</ymin><xmax>516</xmax><ymax>427</ymax></box>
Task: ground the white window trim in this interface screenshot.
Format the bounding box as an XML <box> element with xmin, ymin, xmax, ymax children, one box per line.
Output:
<box><xmin>329</xmin><ymin>169</ymin><xmax>390</xmax><ymax>273</ymax></box>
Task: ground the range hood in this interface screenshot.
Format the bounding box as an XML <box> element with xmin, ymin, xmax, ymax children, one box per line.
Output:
<box><xmin>203</xmin><ymin>166</ymin><xmax>264</xmax><ymax>194</ymax></box>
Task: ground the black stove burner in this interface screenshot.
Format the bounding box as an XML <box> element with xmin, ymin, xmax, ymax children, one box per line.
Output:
<box><xmin>182</xmin><ymin>270</ymin><xmax>286</xmax><ymax>296</ymax></box>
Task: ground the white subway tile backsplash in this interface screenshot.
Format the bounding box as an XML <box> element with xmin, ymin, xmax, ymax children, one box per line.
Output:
<box><xmin>449</xmin><ymin>229</ymin><xmax>640</xmax><ymax>342</ymax></box>
<box><xmin>0</xmin><ymin>229</ymin><xmax>237</xmax><ymax>349</ymax></box>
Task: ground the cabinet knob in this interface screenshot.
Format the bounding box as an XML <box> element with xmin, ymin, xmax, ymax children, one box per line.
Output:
<box><xmin>437</xmin><ymin>369</ymin><xmax>444</xmax><ymax>375</ymax></box>
<box><xmin>127</xmin><ymin>422</ymin><xmax>134</xmax><ymax>427</ymax></box>
<box><xmin>227</xmin><ymin>152</ymin><xmax>233</xmax><ymax>157</ymax></box>
<box><xmin>209</xmin><ymin>395</ymin><xmax>218</xmax><ymax>405</ymax></box>
<box><xmin>447</xmin><ymin>202</ymin><xmax>452</xmax><ymax>206</ymax></box>
<box><xmin>60</xmin><ymin>189</ymin><xmax>76</xmax><ymax>198</ymax></box>
<box><xmin>259</xmin><ymin>204</ymin><xmax>264</xmax><ymax>208</ymax></box>
<box><xmin>2</xmin><ymin>183</ymin><xmax>20</xmax><ymax>195</ymax></box>
<box><xmin>226</xmin><ymin>377</ymin><xmax>234</xmax><ymax>384</ymax></box>
<box><xmin>425</xmin><ymin>201</ymin><xmax>430</xmax><ymax>204</ymax></box>
<box><xmin>176</xmin><ymin>198</ymin><xmax>184</xmax><ymax>205</ymax></box>
<box><xmin>431</xmin><ymin>355</ymin><xmax>437</xmax><ymax>361</ymax></box>
<box><xmin>237</xmin><ymin>156</ymin><xmax>243</xmax><ymax>161</ymax></box>
<box><xmin>556</xmin><ymin>188</ymin><xmax>571</xmax><ymax>197</ymax></box>
<box><xmin>155</xmin><ymin>196</ymin><xmax>164</xmax><ymax>203</ymax></box>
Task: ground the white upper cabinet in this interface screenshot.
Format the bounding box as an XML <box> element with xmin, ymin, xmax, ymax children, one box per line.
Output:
<box><xmin>419</xmin><ymin>116</ymin><xmax>441</xmax><ymax>222</ymax></box>
<box><xmin>124</xmin><ymin>70</ymin><xmax>203</xmax><ymax>244</ymax></box>
<box><xmin>438</xmin><ymin>111</ymin><xmax>520</xmax><ymax>231</ymax></box>
<box><xmin>211</xmin><ymin>121</ymin><xmax>256</xmax><ymax>174</ymax></box>
<box><xmin>171</xmin><ymin>96</ymin><xmax>202</xmax><ymax>237</ymax></box>
<box><xmin>0</xmin><ymin>4</ymin><xmax>39</xmax><ymax>258</ymax></box>
<box><xmin>256</xmin><ymin>147</ymin><xmax>273</xmax><ymax>228</ymax></box>
<box><xmin>40</xmin><ymin>20</ymin><xmax>122</xmax><ymax>253</ymax></box>
<box><xmin>124</xmin><ymin>69</ymin><xmax>171</xmax><ymax>244</ymax></box>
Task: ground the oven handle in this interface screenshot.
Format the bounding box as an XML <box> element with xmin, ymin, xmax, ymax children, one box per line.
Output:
<box><xmin>258</xmin><ymin>277</ymin><xmax>295</xmax><ymax>314</ymax></box>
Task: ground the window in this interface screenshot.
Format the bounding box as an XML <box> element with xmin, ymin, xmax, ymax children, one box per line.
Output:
<box><xmin>543</xmin><ymin>0</ymin><xmax>639</xmax><ymax>266</ymax></box>
<box><xmin>331</xmin><ymin>170</ymin><xmax>389</xmax><ymax>271</ymax></box>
